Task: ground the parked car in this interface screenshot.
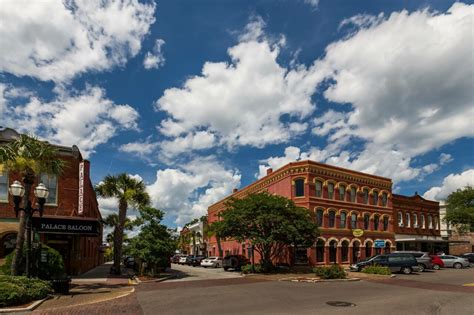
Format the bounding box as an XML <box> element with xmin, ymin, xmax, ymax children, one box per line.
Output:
<box><xmin>350</xmin><ymin>253</ymin><xmax>420</xmax><ymax>274</ymax></box>
<box><xmin>201</xmin><ymin>257</ymin><xmax>223</xmax><ymax>268</ymax></box>
<box><xmin>429</xmin><ymin>255</ymin><xmax>445</xmax><ymax>270</ymax></box>
<box><xmin>170</xmin><ymin>254</ymin><xmax>184</xmax><ymax>264</ymax></box>
<box><xmin>223</xmin><ymin>255</ymin><xmax>250</xmax><ymax>271</ymax></box>
<box><xmin>393</xmin><ymin>251</ymin><xmax>434</xmax><ymax>272</ymax></box>
<box><xmin>123</xmin><ymin>256</ymin><xmax>136</xmax><ymax>269</ymax></box>
<box><xmin>438</xmin><ymin>255</ymin><xmax>470</xmax><ymax>269</ymax></box>
<box><xmin>460</xmin><ymin>253</ymin><xmax>474</xmax><ymax>265</ymax></box>
<box><xmin>188</xmin><ymin>256</ymin><xmax>207</xmax><ymax>267</ymax></box>
<box><xmin>178</xmin><ymin>256</ymin><xmax>189</xmax><ymax>265</ymax></box>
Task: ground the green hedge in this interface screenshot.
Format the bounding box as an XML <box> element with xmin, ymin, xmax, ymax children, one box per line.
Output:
<box><xmin>313</xmin><ymin>265</ymin><xmax>347</xmax><ymax>279</ymax></box>
<box><xmin>361</xmin><ymin>265</ymin><xmax>391</xmax><ymax>275</ymax></box>
<box><xmin>241</xmin><ymin>264</ymin><xmax>263</xmax><ymax>274</ymax></box>
<box><xmin>0</xmin><ymin>276</ymin><xmax>51</xmax><ymax>307</ymax></box>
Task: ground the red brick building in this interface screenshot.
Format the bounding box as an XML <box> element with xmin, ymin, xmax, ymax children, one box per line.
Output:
<box><xmin>208</xmin><ymin>160</ymin><xmax>441</xmax><ymax>266</ymax></box>
<box><xmin>0</xmin><ymin>128</ymin><xmax>103</xmax><ymax>275</ymax></box>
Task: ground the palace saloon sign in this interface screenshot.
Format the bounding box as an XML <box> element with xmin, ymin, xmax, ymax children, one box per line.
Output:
<box><xmin>32</xmin><ymin>217</ymin><xmax>100</xmax><ymax>236</ymax></box>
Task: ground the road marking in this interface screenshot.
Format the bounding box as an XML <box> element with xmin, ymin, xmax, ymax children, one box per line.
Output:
<box><xmin>462</xmin><ymin>283</ymin><xmax>474</xmax><ymax>287</ymax></box>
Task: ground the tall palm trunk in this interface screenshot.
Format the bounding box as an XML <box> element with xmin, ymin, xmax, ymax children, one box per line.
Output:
<box><xmin>113</xmin><ymin>199</ymin><xmax>128</xmax><ymax>275</ymax></box>
<box><xmin>11</xmin><ymin>177</ymin><xmax>33</xmax><ymax>275</ymax></box>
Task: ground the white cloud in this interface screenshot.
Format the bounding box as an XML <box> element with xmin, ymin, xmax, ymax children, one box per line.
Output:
<box><xmin>160</xmin><ymin>131</ymin><xmax>215</xmax><ymax>159</ymax></box>
<box><xmin>304</xmin><ymin>0</ymin><xmax>319</xmax><ymax>8</ymax></box>
<box><xmin>423</xmin><ymin>169</ymin><xmax>474</xmax><ymax>201</ymax></box>
<box><xmin>119</xmin><ymin>138</ymin><xmax>159</xmax><ymax>160</ymax></box>
<box><xmin>146</xmin><ymin>157</ymin><xmax>241</xmax><ymax>225</ymax></box>
<box><xmin>143</xmin><ymin>38</ymin><xmax>166</xmax><ymax>70</ymax></box>
<box><xmin>0</xmin><ymin>0</ymin><xmax>156</xmax><ymax>82</ymax></box>
<box><xmin>155</xmin><ymin>17</ymin><xmax>323</xmax><ymax>152</ymax></box>
<box><xmin>1</xmin><ymin>84</ymin><xmax>139</xmax><ymax>158</ymax></box>
<box><xmin>439</xmin><ymin>153</ymin><xmax>453</xmax><ymax>165</ymax></box>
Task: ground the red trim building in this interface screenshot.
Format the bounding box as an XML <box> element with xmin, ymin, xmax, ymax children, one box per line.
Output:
<box><xmin>0</xmin><ymin>128</ymin><xmax>104</xmax><ymax>275</ymax></box>
<box><xmin>207</xmin><ymin>160</ymin><xmax>441</xmax><ymax>266</ymax></box>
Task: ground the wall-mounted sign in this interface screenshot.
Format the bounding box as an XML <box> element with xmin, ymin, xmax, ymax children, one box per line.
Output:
<box><xmin>32</xmin><ymin>217</ymin><xmax>100</xmax><ymax>236</ymax></box>
<box><xmin>352</xmin><ymin>229</ymin><xmax>364</xmax><ymax>237</ymax></box>
<box><xmin>374</xmin><ymin>239</ymin><xmax>386</xmax><ymax>248</ymax></box>
<box><xmin>78</xmin><ymin>162</ymin><xmax>85</xmax><ymax>215</ymax></box>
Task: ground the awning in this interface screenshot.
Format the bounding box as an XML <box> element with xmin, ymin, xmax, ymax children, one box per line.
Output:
<box><xmin>32</xmin><ymin>216</ymin><xmax>100</xmax><ymax>236</ymax></box>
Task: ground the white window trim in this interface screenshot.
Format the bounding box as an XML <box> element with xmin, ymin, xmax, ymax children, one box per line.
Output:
<box><xmin>0</xmin><ymin>169</ymin><xmax>8</xmax><ymax>203</ymax></box>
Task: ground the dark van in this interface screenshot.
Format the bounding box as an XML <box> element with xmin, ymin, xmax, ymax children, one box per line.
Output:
<box><xmin>350</xmin><ymin>253</ymin><xmax>420</xmax><ymax>274</ymax></box>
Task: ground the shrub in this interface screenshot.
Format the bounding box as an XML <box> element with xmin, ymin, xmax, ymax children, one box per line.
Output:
<box><xmin>241</xmin><ymin>264</ymin><xmax>263</xmax><ymax>274</ymax></box>
<box><xmin>361</xmin><ymin>265</ymin><xmax>391</xmax><ymax>275</ymax></box>
<box><xmin>0</xmin><ymin>276</ymin><xmax>51</xmax><ymax>307</ymax></box>
<box><xmin>313</xmin><ymin>265</ymin><xmax>347</xmax><ymax>279</ymax></box>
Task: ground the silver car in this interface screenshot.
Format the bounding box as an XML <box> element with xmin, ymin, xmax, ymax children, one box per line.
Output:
<box><xmin>438</xmin><ymin>255</ymin><xmax>470</xmax><ymax>269</ymax></box>
<box><xmin>393</xmin><ymin>251</ymin><xmax>433</xmax><ymax>272</ymax></box>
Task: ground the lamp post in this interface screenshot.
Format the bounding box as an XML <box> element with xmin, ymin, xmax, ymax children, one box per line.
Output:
<box><xmin>9</xmin><ymin>180</ymin><xmax>49</xmax><ymax>278</ymax></box>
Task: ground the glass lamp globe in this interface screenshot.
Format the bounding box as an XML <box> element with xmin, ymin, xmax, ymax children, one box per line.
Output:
<box><xmin>34</xmin><ymin>183</ymin><xmax>49</xmax><ymax>199</ymax></box>
<box><xmin>9</xmin><ymin>181</ymin><xmax>25</xmax><ymax>197</ymax></box>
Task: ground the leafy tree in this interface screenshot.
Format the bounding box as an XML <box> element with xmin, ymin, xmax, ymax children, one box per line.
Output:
<box><xmin>95</xmin><ymin>174</ymin><xmax>150</xmax><ymax>275</ymax></box>
<box><xmin>103</xmin><ymin>214</ymin><xmax>142</xmax><ymax>259</ymax></box>
<box><xmin>128</xmin><ymin>207</ymin><xmax>177</xmax><ymax>275</ymax></box>
<box><xmin>0</xmin><ymin>134</ymin><xmax>65</xmax><ymax>275</ymax></box>
<box><xmin>207</xmin><ymin>221</ymin><xmax>224</xmax><ymax>257</ymax></box>
<box><xmin>445</xmin><ymin>186</ymin><xmax>474</xmax><ymax>233</ymax></box>
<box><xmin>219</xmin><ymin>192</ymin><xmax>319</xmax><ymax>271</ymax></box>
<box><xmin>177</xmin><ymin>229</ymin><xmax>191</xmax><ymax>254</ymax></box>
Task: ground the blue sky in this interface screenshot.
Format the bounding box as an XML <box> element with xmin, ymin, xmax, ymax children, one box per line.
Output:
<box><xmin>1</xmin><ymin>0</ymin><xmax>473</xmax><ymax>228</ymax></box>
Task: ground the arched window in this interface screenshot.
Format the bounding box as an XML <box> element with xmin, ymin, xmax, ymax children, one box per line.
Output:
<box><xmin>364</xmin><ymin>214</ymin><xmax>370</xmax><ymax>230</ymax></box>
<box><xmin>350</xmin><ymin>187</ymin><xmax>357</xmax><ymax>203</ymax></box>
<box><xmin>413</xmin><ymin>214</ymin><xmax>418</xmax><ymax>228</ymax></box>
<box><xmin>428</xmin><ymin>215</ymin><xmax>433</xmax><ymax>229</ymax></box>
<box><xmin>329</xmin><ymin>240</ymin><xmax>338</xmax><ymax>263</ymax></box>
<box><xmin>398</xmin><ymin>212</ymin><xmax>403</xmax><ymax>227</ymax></box>
<box><xmin>328</xmin><ymin>211</ymin><xmax>336</xmax><ymax>228</ymax></box>
<box><xmin>363</xmin><ymin>189</ymin><xmax>369</xmax><ymax>204</ymax></box>
<box><xmin>316</xmin><ymin>239</ymin><xmax>325</xmax><ymax>263</ymax></box>
<box><xmin>365</xmin><ymin>242</ymin><xmax>372</xmax><ymax>258</ymax></box>
<box><xmin>373</xmin><ymin>192</ymin><xmax>379</xmax><ymax>206</ymax></box>
<box><xmin>340</xmin><ymin>212</ymin><xmax>347</xmax><ymax>228</ymax></box>
<box><xmin>351</xmin><ymin>213</ymin><xmax>358</xmax><ymax>229</ymax></box>
<box><xmin>420</xmin><ymin>214</ymin><xmax>425</xmax><ymax>229</ymax></box>
<box><xmin>374</xmin><ymin>215</ymin><xmax>380</xmax><ymax>231</ymax></box>
<box><xmin>405</xmin><ymin>212</ymin><xmax>411</xmax><ymax>227</ymax></box>
<box><xmin>316</xmin><ymin>208</ymin><xmax>324</xmax><ymax>227</ymax></box>
<box><xmin>341</xmin><ymin>241</ymin><xmax>349</xmax><ymax>262</ymax></box>
<box><xmin>327</xmin><ymin>183</ymin><xmax>335</xmax><ymax>199</ymax></box>
<box><xmin>384</xmin><ymin>241</ymin><xmax>391</xmax><ymax>254</ymax></box>
<box><xmin>315</xmin><ymin>180</ymin><xmax>323</xmax><ymax>198</ymax></box>
<box><xmin>381</xmin><ymin>192</ymin><xmax>388</xmax><ymax>207</ymax></box>
<box><xmin>339</xmin><ymin>185</ymin><xmax>346</xmax><ymax>201</ymax></box>
<box><xmin>352</xmin><ymin>241</ymin><xmax>361</xmax><ymax>263</ymax></box>
<box><xmin>294</xmin><ymin>179</ymin><xmax>305</xmax><ymax>197</ymax></box>
<box><xmin>434</xmin><ymin>216</ymin><xmax>439</xmax><ymax>230</ymax></box>
<box><xmin>383</xmin><ymin>216</ymin><xmax>389</xmax><ymax>231</ymax></box>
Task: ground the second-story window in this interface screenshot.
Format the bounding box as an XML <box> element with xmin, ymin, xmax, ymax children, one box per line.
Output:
<box><xmin>315</xmin><ymin>180</ymin><xmax>322</xmax><ymax>197</ymax></box>
<box><xmin>350</xmin><ymin>187</ymin><xmax>357</xmax><ymax>202</ymax></box>
<box><xmin>328</xmin><ymin>210</ymin><xmax>336</xmax><ymax>228</ymax></box>
<box><xmin>295</xmin><ymin>179</ymin><xmax>305</xmax><ymax>197</ymax></box>
<box><xmin>374</xmin><ymin>215</ymin><xmax>380</xmax><ymax>230</ymax></box>
<box><xmin>405</xmin><ymin>212</ymin><xmax>411</xmax><ymax>227</ymax></box>
<box><xmin>40</xmin><ymin>173</ymin><xmax>58</xmax><ymax>205</ymax></box>
<box><xmin>381</xmin><ymin>192</ymin><xmax>388</xmax><ymax>207</ymax></box>
<box><xmin>339</xmin><ymin>185</ymin><xmax>346</xmax><ymax>201</ymax></box>
<box><xmin>383</xmin><ymin>216</ymin><xmax>389</xmax><ymax>231</ymax></box>
<box><xmin>0</xmin><ymin>169</ymin><xmax>8</xmax><ymax>202</ymax></box>
<box><xmin>420</xmin><ymin>214</ymin><xmax>425</xmax><ymax>228</ymax></box>
<box><xmin>428</xmin><ymin>215</ymin><xmax>433</xmax><ymax>229</ymax></box>
<box><xmin>398</xmin><ymin>212</ymin><xmax>403</xmax><ymax>227</ymax></box>
<box><xmin>351</xmin><ymin>213</ymin><xmax>357</xmax><ymax>229</ymax></box>
<box><xmin>373</xmin><ymin>192</ymin><xmax>379</xmax><ymax>206</ymax></box>
<box><xmin>434</xmin><ymin>216</ymin><xmax>439</xmax><ymax>230</ymax></box>
<box><xmin>364</xmin><ymin>214</ymin><xmax>370</xmax><ymax>230</ymax></box>
<box><xmin>363</xmin><ymin>189</ymin><xmax>369</xmax><ymax>204</ymax></box>
<box><xmin>340</xmin><ymin>212</ymin><xmax>347</xmax><ymax>228</ymax></box>
<box><xmin>316</xmin><ymin>208</ymin><xmax>324</xmax><ymax>227</ymax></box>
<box><xmin>413</xmin><ymin>214</ymin><xmax>418</xmax><ymax>227</ymax></box>
<box><xmin>327</xmin><ymin>183</ymin><xmax>335</xmax><ymax>199</ymax></box>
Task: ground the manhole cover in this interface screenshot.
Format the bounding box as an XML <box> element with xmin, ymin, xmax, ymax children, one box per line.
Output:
<box><xmin>326</xmin><ymin>301</ymin><xmax>356</xmax><ymax>307</ymax></box>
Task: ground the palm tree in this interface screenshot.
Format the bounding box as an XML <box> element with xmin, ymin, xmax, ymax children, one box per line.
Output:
<box><xmin>0</xmin><ymin>134</ymin><xmax>65</xmax><ymax>275</ymax></box>
<box><xmin>104</xmin><ymin>214</ymin><xmax>142</xmax><ymax>258</ymax></box>
<box><xmin>95</xmin><ymin>174</ymin><xmax>150</xmax><ymax>275</ymax></box>
<box><xmin>207</xmin><ymin>221</ymin><xmax>224</xmax><ymax>257</ymax></box>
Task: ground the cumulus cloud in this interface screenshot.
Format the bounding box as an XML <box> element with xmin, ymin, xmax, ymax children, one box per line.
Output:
<box><xmin>304</xmin><ymin>0</ymin><xmax>319</xmax><ymax>8</ymax></box>
<box><xmin>146</xmin><ymin>157</ymin><xmax>241</xmax><ymax>225</ymax></box>
<box><xmin>1</xmin><ymin>84</ymin><xmax>139</xmax><ymax>157</ymax></box>
<box><xmin>143</xmin><ymin>39</ymin><xmax>166</xmax><ymax>70</ymax></box>
<box><xmin>423</xmin><ymin>169</ymin><xmax>474</xmax><ymax>201</ymax></box>
<box><xmin>155</xmin><ymin>17</ymin><xmax>322</xmax><ymax>154</ymax></box>
<box><xmin>0</xmin><ymin>0</ymin><xmax>156</xmax><ymax>83</ymax></box>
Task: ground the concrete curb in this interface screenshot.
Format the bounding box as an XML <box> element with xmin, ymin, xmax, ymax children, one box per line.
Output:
<box><xmin>134</xmin><ymin>274</ymin><xmax>177</xmax><ymax>284</ymax></box>
<box><xmin>279</xmin><ymin>277</ymin><xmax>361</xmax><ymax>283</ymax></box>
<box><xmin>0</xmin><ymin>295</ymin><xmax>51</xmax><ymax>313</ymax></box>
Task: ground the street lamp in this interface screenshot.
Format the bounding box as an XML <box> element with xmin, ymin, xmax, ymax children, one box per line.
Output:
<box><xmin>9</xmin><ymin>180</ymin><xmax>48</xmax><ymax>277</ymax></box>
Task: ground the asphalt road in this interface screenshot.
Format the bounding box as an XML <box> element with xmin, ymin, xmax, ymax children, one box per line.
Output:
<box><xmin>168</xmin><ymin>263</ymin><xmax>243</xmax><ymax>281</ymax></box>
<box><xmin>135</xmin><ymin>266</ymin><xmax>474</xmax><ymax>315</ymax></box>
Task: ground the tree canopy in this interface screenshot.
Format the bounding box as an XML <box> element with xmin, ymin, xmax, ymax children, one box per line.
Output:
<box><xmin>445</xmin><ymin>186</ymin><xmax>474</xmax><ymax>233</ymax></box>
<box><xmin>219</xmin><ymin>192</ymin><xmax>319</xmax><ymax>270</ymax></box>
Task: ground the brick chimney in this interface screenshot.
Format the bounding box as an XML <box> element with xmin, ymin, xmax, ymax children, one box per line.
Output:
<box><xmin>233</xmin><ymin>188</ymin><xmax>238</xmax><ymax>193</ymax></box>
<box><xmin>266</xmin><ymin>168</ymin><xmax>273</xmax><ymax>175</ymax></box>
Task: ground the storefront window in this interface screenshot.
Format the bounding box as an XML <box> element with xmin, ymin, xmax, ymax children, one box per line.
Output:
<box><xmin>351</xmin><ymin>213</ymin><xmax>357</xmax><ymax>229</ymax></box>
<box><xmin>328</xmin><ymin>211</ymin><xmax>336</xmax><ymax>228</ymax></box>
<box><xmin>365</xmin><ymin>242</ymin><xmax>372</xmax><ymax>258</ymax></box>
<box><xmin>339</xmin><ymin>185</ymin><xmax>346</xmax><ymax>201</ymax></box>
<box><xmin>294</xmin><ymin>179</ymin><xmax>305</xmax><ymax>197</ymax></box>
<box><xmin>383</xmin><ymin>216</ymin><xmax>389</xmax><ymax>231</ymax></box>
<box><xmin>316</xmin><ymin>208</ymin><xmax>324</xmax><ymax>227</ymax></box>
<box><xmin>329</xmin><ymin>240</ymin><xmax>337</xmax><ymax>263</ymax></box>
<box><xmin>374</xmin><ymin>215</ymin><xmax>380</xmax><ymax>230</ymax></box>
<box><xmin>315</xmin><ymin>181</ymin><xmax>322</xmax><ymax>197</ymax></box>
<box><xmin>340</xmin><ymin>212</ymin><xmax>347</xmax><ymax>228</ymax></box>
<box><xmin>364</xmin><ymin>214</ymin><xmax>370</xmax><ymax>230</ymax></box>
<box><xmin>0</xmin><ymin>169</ymin><xmax>7</xmax><ymax>202</ymax></box>
<box><xmin>350</xmin><ymin>187</ymin><xmax>357</xmax><ymax>202</ymax></box>
<box><xmin>341</xmin><ymin>241</ymin><xmax>349</xmax><ymax>262</ymax></box>
<box><xmin>40</xmin><ymin>173</ymin><xmax>58</xmax><ymax>205</ymax></box>
<box><xmin>316</xmin><ymin>239</ymin><xmax>325</xmax><ymax>263</ymax></box>
<box><xmin>327</xmin><ymin>183</ymin><xmax>334</xmax><ymax>199</ymax></box>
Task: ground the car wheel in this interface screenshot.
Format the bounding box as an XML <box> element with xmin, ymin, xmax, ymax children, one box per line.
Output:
<box><xmin>224</xmin><ymin>267</ymin><xmax>229</xmax><ymax>271</ymax></box>
<box><xmin>454</xmin><ymin>263</ymin><xmax>462</xmax><ymax>269</ymax></box>
<box><xmin>417</xmin><ymin>264</ymin><xmax>425</xmax><ymax>272</ymax></box>
<box><xmin>433</xmin><ymin>264</ymin><xmax>441</xmax><ymax>270</ymax></box>
<box><xmin>401</xmin><ymin>267</ymin><xmax>412</xmax><ymax>274</ymax></box>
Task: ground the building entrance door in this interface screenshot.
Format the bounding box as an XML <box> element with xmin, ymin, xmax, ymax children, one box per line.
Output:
<box><xmin>295</xmin><ymin>247</ymin><xmax>308</xmax><ymax>265</ymax></box>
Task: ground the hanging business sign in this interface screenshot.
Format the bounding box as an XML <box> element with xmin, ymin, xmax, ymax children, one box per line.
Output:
<box><xmin>78</xmin><ymin>162</ymin><xmax>85</xmax><ymax>215</ymax></box>
<box><xmin>352</xmin><ymin>229</ymin><xmax>364</xmax><ymax>237</ymax></box>
<box><xmin>32</xmin><ymin>217</ymin><xmax>100</xmax><ymax>236</ymax></box>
